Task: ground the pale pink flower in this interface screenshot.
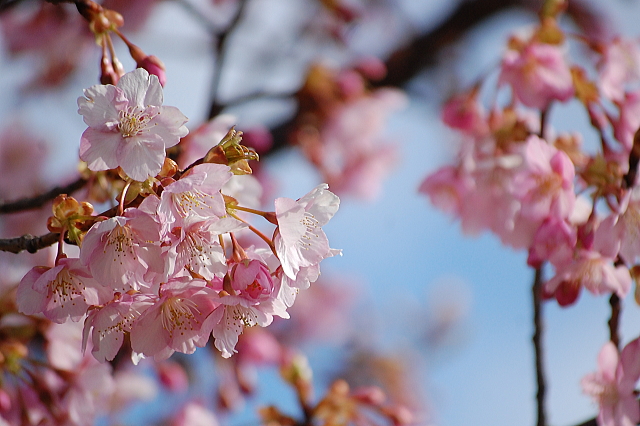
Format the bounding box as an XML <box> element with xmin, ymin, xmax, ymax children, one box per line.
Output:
<box><xmin>614</xmin><ymin>188</ymin><xmax>640</xmax><ymax>264</ymax></box>
<box><xmin>613</xmin><ymin>89</ymin><xmax>640</xmax><ymax>150</ymax></box>
<box><xmin>46</xmin><ymin>321</ymin><xmax>85</xmax><ymax>371</ymax></box>
<box><xmin>545</xmin><ymin>248</ymin><xmax>631</xmax><ymax>306</ymax></box>
<box><xmin>130</xmin><ymin>277</ymin><xmax>219</xmax><ymax>360</ymax></box>
<box><xmin>158</xmin><ymin>163</ymin><xmax>232</xmax><ymax>227</ymax></box>
<box><xmin>582</xmin><ymin>339</ymin><xmax>640</xmax><ymax>426</ymax></box>
<box><xmin>441</xmin><ymin>92</ymin><xmax>489</xmax><ymax>137</ymax></box>
<box><xmin>108</xmin><ymin>369</ymin><xmax>157</xmax><ymax>412</ymax></box>
<box><xmin>527</xmin><ymin>218</ymin><xmax>576</xmax><ymax>268</ymax></box>
<box><xmin>77</xmin><ymin>68</ymin><xmax>188</xmax><ymax>181</ymax></box>
<box><xmin>499</xmin><ymin>41</ymin><xmax>574</xmax><ymax>109</ymax></box>
<box><xmin>512</xmin><ymin>135</ymin><xmax>576</xmax><ymax>221</ymax></box>
<box><xmin>16</xmin><ymin>257</ymin><xmax>107</xmax><ymax>323</ymax></box>
<box><xmin>274</xmin><ymin>184</ymin><xmax>340</xmax><ymax>280</ymax></box>
<box><xmin>80</xmin><ymin>209</ymin><xmax>165</xmax><ymax>292</ymax></box>
<box><xmin>210</xmin><ymin>259</ymin><xmax>289</xmax><ymax>358</ymax></box>
<box><xmin>61</xmin><ymin>355</ymin><xmax>115</xmax><ymax>426</ymax></box>
<box><xmin>599</xmin><ymin>37</ymin><xmax>640</xmax><ymax>103</ymax></box>
<box><xmin>82</xmin><ymin>292</ymin><xmax>153</xmax><ymax>363</ymax></box>
<box><xmin>172</xmin><ymin>402</ymin><xmax>219</xmax><ymax>426</ymax></box>
<box><xmin>311</xmin><ymin>88</ymin><xmax>405</xmax><ymax>200</ymax></box>
<box><xmin>419</xmin><ymin>165</ymin><xmax>474</xmax><ymax>217</ymax></box>
<box><xmin>168</xmin><ymin>216</ymin><xmax>246</xmax><ymax>280</ymax></box>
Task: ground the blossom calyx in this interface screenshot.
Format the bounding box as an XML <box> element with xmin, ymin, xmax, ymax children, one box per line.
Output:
<box><xmin>203</xmin><ymin>127</ymin><xmax>258</xmax><ymax>175</ymax></box>
<box><xmin>47</xmin><ymin>194</ymin><xmax>94</xmax><ymax>244</ymax></box>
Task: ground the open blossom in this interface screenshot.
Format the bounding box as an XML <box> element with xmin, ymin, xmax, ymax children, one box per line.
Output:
<box><xmin>598</xmin><ymin>37</ymin><xmax>640</xmax><ymax>103</ymax></box>
<box><xmin>210</xmin><ymin>259</ymin><xmax>289</xmax><ymax>358</ymax></box>
<box><xmin>274</xmin><ymin>184</ymin><xmax>341</xmax><ymax>280</ymax></box>
<box><xmin>168</xmin><ymin>216</ymin><xmax>246</xmax><ymax>280</ymax></box>
<box><xmin>158</xmin><ymin>163</ymin><xmax>232</xmax><ymax>228</ymax></box>
<box><xmin>80</xmin><ymin>208</ymin><xmax>165</xmax><ymax>292</ymax></box>
<box><xmin>512</xmin><ymin>135</ymin><xmax>576</xmax><ymax>221</ymax></box>
<box><xmin>582</xmin><ymin>339</ymin><xmax>640</xmax><ymax>426</ymax></box>
<box><xmin>82</xmin><ymin>292</ymin><xmax>154</xmax><ymax>363</ymax></box>
<box><xmin>77</xmin><ymin>68</ymin><xmax>188</xmax><ymax>182</ymax></box>
<box><xmin>499</xmin><ymin>41</ymin><xmax>574</xmax><ymax>109</ymax></box>
<box><xmin>16</xmin><ymin>257</ymin><xmax>108</xmax><ymax>323</ymax></box>
<box><xmin>130</xmin><ymin>277</ymin><xmax>219</xmax><ymax>360</ymax></box>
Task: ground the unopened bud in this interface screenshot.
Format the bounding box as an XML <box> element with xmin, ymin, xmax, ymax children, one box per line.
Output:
<box><xmin>138</xmin><ymin>55</ymin><xmax>166</xmax><ymax>87</ymax></box>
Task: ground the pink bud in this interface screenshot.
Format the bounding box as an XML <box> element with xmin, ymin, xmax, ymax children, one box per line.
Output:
<box><xmin>138</xmin><ymin>55</ymin><xmax>166</xmax><ymax>86</ymax></box>
<box><xmin>157</xmin><ymin>361</ymin><xmax>189</xmax><ymax>392</ymax></box>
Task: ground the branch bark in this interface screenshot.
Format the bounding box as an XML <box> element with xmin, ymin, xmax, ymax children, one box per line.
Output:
<box><xmin>0</xmin><ymin>176</ymin><xmax>87</xmax><ymax>215</ymax></box>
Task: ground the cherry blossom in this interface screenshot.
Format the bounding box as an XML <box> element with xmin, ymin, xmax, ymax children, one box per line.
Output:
<box><xmin>16</xmin><ymin>257</ymin><xmax>107</xmax><ymax>323</ymax></box>
<box><xmin>82</xmin><ymin>292</ymin><xmax>154</xmax><ymax>363</ymax></box>
<box><xmin>79</xmin><ymin>209</ymin><xmax>165</xmax><ymax>292</ymax></box>
<box><xmin>274</xmin><ymin>184</ymin><xmax>341</xmax><ymax>280</ymax></box>
<box><xmin>210</xmin><ymin>259</ymin><xmax>289</xmax><ymax>358</ymax></box>
<box><xmin>499</xmin><ymin>41</ymin><xmax>574</xmax><ymax>109</ymax></box>
<box><xmin>130</xmin><ymin>277</ymin><xmax>219</xmax><ymax>360</ymax></box>
<box><xmin>158</xmin><ymin>163</ymin><xmax>232</xmax><ymax>228</ymax></box>
<box><xmin>77</xmin><ymin>68</ymin><xmax>188</xmax><ymax>181</ymax></box>
<box><xmin>582</xmin><ymin>339</ymin><xmax>640</xmax><ymax>426</ymax></box>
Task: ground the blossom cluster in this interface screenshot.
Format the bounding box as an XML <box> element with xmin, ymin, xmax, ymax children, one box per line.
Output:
<box><xmin>420</xmin><ymin>5</ymin><xmax>640</xmax><ymax>425</ymax></box>
<box><xmin>16</xmin><ymin>68</ymin><xmax>340</xmax><ymax>364</ymax></box>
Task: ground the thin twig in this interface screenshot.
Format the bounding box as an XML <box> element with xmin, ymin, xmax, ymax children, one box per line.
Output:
<box><xmin>0</xmin><ymin>177</ymin><xmax>88</xmax><ymax>215</ymax></box>
<box><xmin>608</xmin><ymin>293</ymin><xmax>621</xmax><ymax>350</ymax></box>
<box><xmin>207</xmin><ymin>0</ymin><xmax>250</xmax><ymax>119</ymax></box>
<box><xmin>532</xmin><ymin>266</ymin><xmax>547</xmax><ymax>426</ymax></box>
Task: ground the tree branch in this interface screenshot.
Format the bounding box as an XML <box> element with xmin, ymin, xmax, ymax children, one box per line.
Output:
<box><xmin>0</xmin><ymin>176</ymin><xmax>87</xmax><ymax>215</ymax></box>
<box><xmin>207</xmin><ymin>0</ymin><xmax>250</xmax><ymax>120</ymax></box>
<box><xmin>0</xmin><ymin>232</ymin><xmax>59</xmax><ymax>254</ymax></box>
<box><xmin>533</xmin><ymin>266</ymin><xmax>547</xmax><ymax>426</ymax></box>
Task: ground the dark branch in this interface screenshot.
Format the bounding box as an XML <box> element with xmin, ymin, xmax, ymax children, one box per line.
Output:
<box><xmin>0</xmin><ymin>176</ymin><xmax>87</xmax><ymax>215</ymax></box>
<box><xmin>609</xmin><ymin>293</ymin><xmax>621</xmax><ymax>350</ymax></box>
<box><xmin>0</xmin><ymin>232</ymin><xmax>59</xmax><ymax>254</ymax></box>
<box><xmin>533</xmin><ymin>266</ymin><xmax>547</xmax><ymax>426</ymax></box>
<box><xmin>207</xmin><ymin>0</ymin><xmax>250</xmax><ymax>120</ymax></box>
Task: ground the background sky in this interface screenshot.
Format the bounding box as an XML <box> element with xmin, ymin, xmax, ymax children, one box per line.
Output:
<box><xmin>4</xmin><ymin>1</ymin><xmax>640</xmax><ymax>426</ymax></box>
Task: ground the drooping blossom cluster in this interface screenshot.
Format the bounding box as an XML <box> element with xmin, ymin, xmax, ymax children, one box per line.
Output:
<box><xmin>419</xmin><ymin>5</ymin><xmax>640</xmax><ymax>424</ymax></box>
<box><xmin>15</xmin><ymin>68</ymin><xmax>341</xmax><ymax>366</ymax></box>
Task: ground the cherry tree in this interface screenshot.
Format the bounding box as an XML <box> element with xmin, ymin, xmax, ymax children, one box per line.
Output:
<box><xmin>0</xmin><ymin>0</ymin><xmax>638</xmax><ymax>425</ymax></box>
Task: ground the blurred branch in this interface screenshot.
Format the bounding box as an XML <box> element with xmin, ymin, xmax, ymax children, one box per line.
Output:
<box><xmin>533</xmin><ymin>266</ymin><xmax>547</xmax><ymax>426</ymax></box>
<box><xmin>0</xmin><ymin>176</ymin><xmax>87</xmax><ymax>215</ymax></box>
<box><xmin>609</xmin><ymin>293</ymin><xmax>621</xmax><ymax>350</ymax></box>
<box><xmin>266</xmin><ymin>0</ymin><xmax>603</xmax><ymax>152</ymax></box>
<box><xmin>207</xmin><ymin>0</ymin><xmax>250</xmax><ymax>119</ymax></box>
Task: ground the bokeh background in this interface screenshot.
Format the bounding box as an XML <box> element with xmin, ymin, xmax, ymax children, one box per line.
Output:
<box><xmin>3</xmin><ymin>1</ymin><xmax>640</xmax><ymax>425</ymax></box>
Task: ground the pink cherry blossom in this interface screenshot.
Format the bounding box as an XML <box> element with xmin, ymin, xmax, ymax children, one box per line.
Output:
<box><xmin>130</xmin><ymin>277</ymin><xmax>219</xmax><ymax>360</ymax></box>
<box><xmin>499</xmin><ymin>41</ymin><xmax>574</xmax><ymax>109</ymax></box>
<box><xmin>168</xmin><ymin>216</ymin><xmax>246</xmax><ymax>280</ymax></box>
<box><xmin>210</xmin><ymin>259</ymin><xmax>289</xmax><ymax>358</ymax></box>
<box><xmin>82</xmin><ymin>292</ymin><xmax>154</xmax><ymax>363</ymax></box>
<box><xmin>77</xmin><ymin>68</ymin><xmax>188</xmax><ymax>181</ymax></box>
<box><xmin>613</xmin><ymin>88</ymin><xmax>640</xmax><ymax>151</ymax></box>
<box><xmin>512</xmin><ymin>135</ymin><xmax>576</xmax><ymax>221</ymax></box>
<box><xmin>598</xmin><ymin>37</ymin><xmax>640</xmax><ymax>103</ymax></box>
<box><xmin>79</xmin><ymin>209</ymin><xmax>165</xmax><ymax>292</ymax></box>
<box><xmin>545</xmin><ymin>248</ymin><xmax>631</xmax><ymax>306</ymax></box>
<box><xmin>171</xmin><ymin>402</ymin><xmax>219</xmax><ymax>426</ymax></box>
<box><xmin>613</xmin><ymin>188</ymin><xmax>640</xmax><ymax>264</ymax></box>
<box><xmin>274</xmin><ymin>184</ymin><xmax>340</xmax><ymax>280</ymax></box>
<box><xmin>16</xmin><ymin>257</ymin><xmax>108</xmax><ymax>323</ymax></box>
<box><xmin>158</xmin><ymin>163</ymin><xmax>232</xmax><ymax>227</ymax></box>
<box><xmin>582</xmin><ymin>339</ymin><xmax>640</xmax><ymax>426</ymax></box>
